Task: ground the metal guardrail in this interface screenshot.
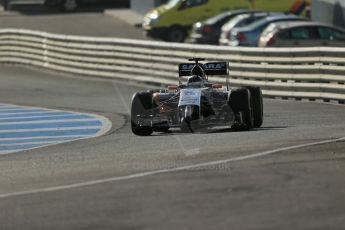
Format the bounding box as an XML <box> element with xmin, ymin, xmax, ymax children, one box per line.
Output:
<box><xmin>0</xmin><ymin>28</ymin><xmax>345</xmax><ymax>104</ymax></box>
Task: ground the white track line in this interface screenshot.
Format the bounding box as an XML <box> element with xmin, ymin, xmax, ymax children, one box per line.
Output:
<box><xmin>95</xmin><ymin>115</ymin><xmax>112</xmax><ymax>136</ymax></box>
<box><xmin>0</xmin><ymin>136</ymin><xmax>344</xmax><ymax>199</ymax></box>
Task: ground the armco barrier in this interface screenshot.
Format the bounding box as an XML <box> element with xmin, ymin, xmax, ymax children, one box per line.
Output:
<box><xmin>0</xmin><ymin>28</ymin><xmax>345</xmax><ymax>104</ymax></box>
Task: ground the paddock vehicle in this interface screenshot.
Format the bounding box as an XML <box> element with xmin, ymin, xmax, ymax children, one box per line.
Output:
<box><xmin>258</xmin><ymin>21</ymin><xmax>345</xmax><ymax>47</ymax></box>
<box><xmin>228</xmin><ymin>14</ymin><xmax>307</xmax><ymax>47</ymax></box>
<box><xmin>130</xmin><ymin>58</ymin><xmax>263</xmax><ymax>136</ymax></box>
<box><xmin>143</xmin><ymin>0</ymin><xmax>233</xmax><ymax>42</ymax></box>
<box><xmin>189</xmin><ymin>9</ymin><xmax>259</xmax><ymax>45</ymax></box>
<box><xmin>44</xmin><ymin>0</ymin><xmax>129</xmax><ymax>12</ymax></box>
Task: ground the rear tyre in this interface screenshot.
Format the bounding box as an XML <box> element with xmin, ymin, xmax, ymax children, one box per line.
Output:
<box><xmin>246</xmin><ymin>86</ymin><xmax>263</xmax><ymax>128</ymax></box>
<box><xmin>229</xmin><ymin>88</ymin><xmax>254</xmax><ymax>130</ymax></box>
<box><xmin>131</xmin><ymin>92</ymin><xmax>153</xmax><ymax>136</ymax></box>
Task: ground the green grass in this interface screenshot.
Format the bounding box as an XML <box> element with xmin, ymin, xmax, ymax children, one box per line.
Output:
<box><xmin>229</xmin><ymin>0</ymin><xmax>297</xmax><ymax>13</ymax></box>
<box><xmin>255</xmin><ymin>0</ymin><xmax>296</xmax><ymax>12</ymax></box>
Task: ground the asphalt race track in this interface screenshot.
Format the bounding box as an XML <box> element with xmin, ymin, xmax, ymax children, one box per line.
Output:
<box><xmin>0</xmin><ymin>8</ymin><xmax>345</xmax><ymax>230</ymax></box>
<box><xmin>0</xmin><ymin>64</ymin><xmax>344</xmax><ymax>230</ymax></box>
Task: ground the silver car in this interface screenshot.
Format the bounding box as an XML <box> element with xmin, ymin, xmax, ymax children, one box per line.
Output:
<box><xmin>219</xmin><ymin>12</ymin><xmax>280</xmax><ymax>46</ymax></box>
<box><xmin>258</xmin><ymin>21</ymin><xmax>345</xmax><ymax>47</ymax></box>
<box><xmin>228</xmin><ymin>14</ymin><xmax>307</xmax><ymax>47</ymax></box>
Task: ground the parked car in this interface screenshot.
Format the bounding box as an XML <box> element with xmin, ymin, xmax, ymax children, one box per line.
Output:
<box><xmin>188</xmin><ymin>9</ymin><xmax>259</xmax><ymax>45</ymax></box>
<box><xmin>143</xmin><ymin>0</ymin><xmax>236</xmax><ymax>43</ymax></box>
<box><xmin>219</xmin><ymin>11</ymin><xmax>280</xmax><ymax>46</ymax></box>
<box><xmin>258</xmin><ymin>21</ymin><xmax>345</xmax><ymax>47</ymax></box>
<box><xmin>44</xmin><ymin>0</ymin><xmax>129</xmax><ymax>12</ymax></box>
<box><xmin>228</xmin><ymin>14</ymin><xmax>307</xmax><ymax>47</ymax></box>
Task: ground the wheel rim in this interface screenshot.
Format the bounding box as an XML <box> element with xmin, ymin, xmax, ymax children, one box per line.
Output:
<box><xmin>64</xmin><ymin>0</ymin><xmax>77</xmax><ymax>11</ymax></box>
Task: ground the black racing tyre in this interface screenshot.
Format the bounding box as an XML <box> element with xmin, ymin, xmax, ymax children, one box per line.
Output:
<box><xmin>246</xmin><ymin>86</ymin><xmax>263</xmax><ymax>128</ymax></box>
<box><xmin>229</xmin><ymin>87</ymin><xmax>254</xmax><ymax>130</ymax></box>
<box><xmin>153</xmin><ymin>127</ymin><xmax>170</xmax><ymax>133</ymax></box>
<box><xmin>131</xmin><ymin>92</ymin><xmax>153</xmax><ymax>136</ymax></box>
<box><xmin>167</xmin><ymin>26</ymin><xmax>187</xmax><ymax>43</ymax></box>
<box><xmin>150</xmin><ymin>89</ymin><xmax>170</xmax><ymax>133</ymax></box>
<box><xmin>60</xmin><ymin>0</ymin><xmax>78</xmax><ymax>12</ymax></box>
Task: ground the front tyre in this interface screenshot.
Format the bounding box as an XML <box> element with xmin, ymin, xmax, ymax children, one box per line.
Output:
<box><xmin>229</xmin><ymin>88</ymin><xmax>254</xmax><ymax>130</ymax></box>
<box><xmin>131</xmin><ymin>92</ymin><xmax>153</xmax><ymax>136</ymax></box>
<box><xmin>246</xmin><ymin>86</ymin><xmax>263</xmax><ymax>128</ymax></box>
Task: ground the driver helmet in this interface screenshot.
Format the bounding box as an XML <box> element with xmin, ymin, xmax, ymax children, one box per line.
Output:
<box><xmin>191</xmin><ymin>65</ymin><xmax>205</xmax><ymax>79</ymax></box>
<box><xmin>187</xmin><ymin>75</ymin><xmax>204</xmax><ymax>88</ymax></box>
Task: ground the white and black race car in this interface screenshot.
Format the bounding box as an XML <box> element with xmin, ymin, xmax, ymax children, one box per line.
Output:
<box><xmin>131</xmin><ymin>58</ymin><xmax>263</xmax><ymax>135</ymax></box>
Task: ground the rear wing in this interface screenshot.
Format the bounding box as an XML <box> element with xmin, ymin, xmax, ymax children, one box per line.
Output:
<box><xmin>178</xmin><ymin>61</ymin><xmax>228</xmax><ymax>77</ymax></box>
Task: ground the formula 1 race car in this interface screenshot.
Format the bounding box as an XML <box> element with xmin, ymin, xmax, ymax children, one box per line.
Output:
<box><xmin>131</xmin><ymin>58</ymin><xmax>263</xmax><ymax>136</ymax></box>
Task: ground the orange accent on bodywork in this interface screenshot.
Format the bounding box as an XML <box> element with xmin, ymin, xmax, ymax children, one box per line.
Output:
<box><xmin>167</xmin><ymin>85</ymin><xmax>178</xmax><ymax>91</ymax></box>
<box><xmin>212</xmin><ymin>84</ymin><xmax>223</xmax><ymax>89</ymax></box>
